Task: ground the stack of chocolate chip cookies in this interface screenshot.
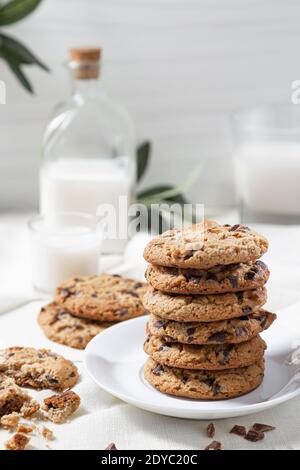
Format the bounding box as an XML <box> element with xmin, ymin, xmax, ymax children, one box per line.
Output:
<box><xmin>142</xmin><ymin>220</ymin><xmax>276</xmax><ymax>400</ymax></box>
<box><xmin>38</xmin><ymin>274</ymin><xmax>148</xmax><ymax>350</ymax></box>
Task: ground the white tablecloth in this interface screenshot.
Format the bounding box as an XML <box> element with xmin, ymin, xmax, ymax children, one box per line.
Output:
<box><xmin>0</xmin><ymin>213</ymin><xmax>300</xmax><ymax>450</ymax></box>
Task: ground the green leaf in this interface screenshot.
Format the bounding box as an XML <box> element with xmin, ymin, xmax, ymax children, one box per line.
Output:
<box><xmin>137</xmin><ymin>141</ymin><xmax>151</xmax><ymax>182</ymax></box>
<box><xmin>137</xmin><ymin>166</ymin><xmax>201</xmax><ymax>206</ymax></box>
<box><xmin>0</xmin><ymin>0</ymin><xmax>42</xmax><ymax>26</ymax></box>
<box><xmin>6</xmin><ymin>57</ymin><xmax>33</xmax><ymax>92</ymax></box>
<box><xmin>0</xmin><ymin>33</ymin><xmax>49</xmax><ymax>71</ymax></box>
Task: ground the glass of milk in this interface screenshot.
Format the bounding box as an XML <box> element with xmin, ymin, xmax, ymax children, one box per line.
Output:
<box><xmin>28</xmin><ymin>212</ymin><xmax>102</xmax><ymax>294</ymax></box>
<box><xmin>233</xmin><ymin>105</ymin><xmax>300</xmax><ymax>223</ymax></box>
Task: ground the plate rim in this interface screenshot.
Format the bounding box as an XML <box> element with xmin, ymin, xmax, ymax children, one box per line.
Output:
<box><xmin>84</xmin><ymin>315</ymin><xmax>300</xmax><ymax>419</ymax></box>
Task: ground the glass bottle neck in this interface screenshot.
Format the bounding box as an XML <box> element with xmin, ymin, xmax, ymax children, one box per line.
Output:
<box><xmin>71</xmin><ymin>77</ymin><xmax>104</xmax><ymax>100</ymax></box>
<box><xmin>67</xmin><ymin>60</ymin><xmax>104</xmax><ymax>100</ymax></box>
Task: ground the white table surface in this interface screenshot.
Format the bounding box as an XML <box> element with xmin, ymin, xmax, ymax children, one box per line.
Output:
<box><xmin>0</xmin><ymin>213</ymin><xmax>300</xmax><ymax>450</ymax></box>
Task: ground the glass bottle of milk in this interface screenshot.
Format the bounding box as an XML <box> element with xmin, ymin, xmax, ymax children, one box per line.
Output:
<box><xmin>40</xmin><ymin>47</ymin><xmax>135</xmax><ymax>253</ymax></box>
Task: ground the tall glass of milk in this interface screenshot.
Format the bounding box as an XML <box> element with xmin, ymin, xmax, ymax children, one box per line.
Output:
<box><xmin>233</xmin><ymin>105</ymin><xmax>300</xmax><ymax>224</ymax></box>
<box><xmin>40</xmin><ymin>47</ymin><xmax>135</xmax><ymax>253</ymax></box>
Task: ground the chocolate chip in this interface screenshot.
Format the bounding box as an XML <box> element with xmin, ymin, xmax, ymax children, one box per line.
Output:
<box><xmin>236</xmin><ymin>292</ymin><xmax>244</xmax><ymax>303</ymax></box>
<box><xmin>206</xmin><ymin>271</ymin><xmax>217</xmax><ymax>281</ymax></box>
<box><xmin>112</xmin><ymin>274</ymin><xmax>121</xmax><ymax>278</ymax></box>
<box><xmin>202</xmin><ymin>378</ymin><xmax>215</xmax><ymax>388</ymax></box>
<box><xmin>219</xmin><ymin>345</ymin><xmax>233</xmax><ymax>365</ymax></box>
<box><xmin>189</xmin><ymin>276</ymin><xmax>202</xmax><ymax>284</ymax></box>
<box><xmin>208</xmin><ymin>331</ymin><xmax>227</xmax><ymax>343</ymax></box>
<box><xmin>206</xmin><ymin>423</ymin><xmax>215</xmax><ymax>438</ymax></box>
<box><xmin>163</xmin><ymin>335</ymin><xmax>175</xmax><ymax>343</ymax></box>
<box><xmin>152</xmin><ymin>364</ymin><xmax>164</xmax><ymax>375</ymax></box>
<box><xmin>59</xmin><ymin>288</ymin><xmax>72</xmax><ymax>299</ymax></box>
<box><xmin>223</xmin><ymin>224</ymin><xmax>231</xmax><ymax>227</ymax></box>
<box><xmin>212</xmin><ymin>383</ymin><xmax>221</xmax><ymax>395</ymax></box>
<box><xmin>117</xmin><ymin>308</ymin><xmax>128</xmax><ymax>317</ymax></box>
<box><xmin>244</xmin><ymin>270</ymin><xmax>256</xmax><ymax>280</ymax></box>
<box><xmin>251</xmin><ymin>423</ymin><xmax>275</xmax><ymax>433</ymax></box>
<box><xmin>158</xmin><ymin>345</ymin><xmax>167</xmax><ymax>351</ymax></box>
<box><xmin>45</xmin><ymin>375</ymin><xmax>59</xmax><ymax>385</ymax></box>
<box><xmin>91</xmin><ymin>293</ymin><xmax>98</xmax><ymax>298</ymax></box>
<box><xmin>154</xmin><ymin>320</ymin><xmax>166</xmax><ymax>329</ymax></box>
<box><xmin>133</xmin><ymin>282</ymin><xmax>143</xmax><ymax>289</ymax></box>
<box><xmin>228</xmin><ymin>275</ymin><xmax>238</xmax><ymax>288</ymax></box>
<box><xmin>181</xmin><ymin>375</ymin><xmax>188</xmax><ymax>384</ymax></box>
<box><xmin>187</xmin><ymin>336</ymin><xmax>194</xmax><ymax>344</ymax></box>
<box><xmin>187</xmin><ymin>327</ymin><xmax>196</xmax><ymax>336</ymax></box>
<box><xmin>229</xmin><ymin>224</ymin><xmax>241</xmax><ymax>231</ymax></box>
<box><xmin>242</xmin><ymin>306</ymin><xmax>252</xmax><ymax>315</ymax></box>
<box><xmin>235</xmin><ymin>327</ymin><xmax>247</xmax><ymax>337</ymax></box>
<box><xmin>256</xmin><ymin>260</ymin><xmax>267</xmax><ymax>270</ymax></box>
<box><xmin>204</xmin><ymin>440</ymin><xmax>222</xmax><ymax>450</ymax></box>
<box><xmin>245</xmin><ymin>429</ymin><xmax>265</xmax><ymax>442</ymax></box>
<box><xmin>230</xmin><ymin>425</ymin><xmax>246</xmax><ymax>437</ymax></box>
<box><xmin>127</xmin><ymin>289</ymin><xmax>139</xmax><ymax>298</ymax></box>
<box><xmin>259</xmin><ymin>315</ymin><xmax>268</xmax><ymax>329</ymax></box>
<box><xmin>105</xmin><ymin>442</ymin><xmax>118</xmax><ymax>450</ymax></box>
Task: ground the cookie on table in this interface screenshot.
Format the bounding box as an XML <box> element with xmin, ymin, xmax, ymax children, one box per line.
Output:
<box><xmin>143</xmin><ymin>287</ymin><xmax>267</xmax><ymax>322</ymax></box>
<box><xmin>147</xmin><ymin>310</ymin><xmax>276</xmax><ymax>345</ymax></box>
<box><xmin>145</xmin><ymin>261</ymin><xmax>269</xmax><ymax>295</ymax></box>
<box><xmin>144</xmin><ymin>358</ymin><xmax>265</xmax><ymax>400</ymax></box>
<box><xmin>38</xmin><ymin>302</ymin><xmax>117</xmax><ymax>350</ymax></box>
<box><xmin>55</xmin><ymin>274</ymin><xmax>148</xmax><ymax>322</ymax></box>
<box><xmin>143</xmin><ymin>220</ymin><xmax>268</xmax><ymax>270</ymax></box>
<box><xmin>0</xmin><ymin>347</ymin><xmax>78</xmax><ymax>391</ymax></box>
<box><xmin>144</xmin><ymin>335</ymin><xmax>266</xmax><ymax>370</ymax></box>
<box><xmin>42</xmin><ymin>390</ymin><xmax>80</xmax><ymax>424</ymax></box>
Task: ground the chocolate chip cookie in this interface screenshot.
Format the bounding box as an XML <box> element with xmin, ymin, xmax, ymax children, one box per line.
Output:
<box><xmin>145</xmin><ymin>261</ymin><xmax>269</xmax><ymax>295</ymax></box>
<box><xmin>144</xmin><ymin>335</ymin><xmax>266</xmax><ymax>370</ymax></box>
<box><xmin>0</xmin><ymin>374</ymin><xmax>40</xmax><ymax>420</ymax></box>
<box><xmin>147</xmin><ymin>310</ymin><xmax>276</xmax><ymax>345</ymax></box>
<box><xmin>38</xmin><ymin>302</ymin><xmax>116</xmax><ymax>350</ymax></box>
<box><xmin>144</xmin><ymin>358</ymin><xmax>265</xmax><ymax>400</ymax></box>
<box><xmin>55</xmin><ymin>274</ymin><xmax>148</xmax><ymax>322</ymax></box>
<box><xmin>143</xmin><ymin>220</ymin><xmax>268</xmax><ymax>270</ymax></box>
<box><xmin>143</xmin><ymin>287</ymin><xmax>267</xmax><ymax>322</ymax></box>
<box><xmin>0</xmin><ymin>347</ymin><xmax>78</xmax><ymax>391</ymax></box>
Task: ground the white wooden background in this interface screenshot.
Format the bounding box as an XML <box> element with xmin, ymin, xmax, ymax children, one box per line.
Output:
<box><xmin>0</xmin><ymin>0</ymin><xmax>299</xmax><ymax>211</ymax></box>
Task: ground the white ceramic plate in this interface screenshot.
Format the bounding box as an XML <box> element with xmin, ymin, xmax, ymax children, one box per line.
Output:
<box><xmin>84</xmin><ymin>304</ymin><xmax>300</xmax><ymax>419</ymax></box>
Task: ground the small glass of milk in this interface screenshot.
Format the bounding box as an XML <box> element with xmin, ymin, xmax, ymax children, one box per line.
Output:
<box><xmin>232</xmin><ymin>105</ymin><xmax>300</xmax><ymax>224</ymax></box>
<box><xmin>28</xmin><ymin>212</ymin><xmax>102</xmax><ymax>294</ymax></box>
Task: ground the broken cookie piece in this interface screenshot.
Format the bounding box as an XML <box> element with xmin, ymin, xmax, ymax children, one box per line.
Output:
<box><xmin>0</xmin><ymin>347</ymin><xmax>78</xmax><ymax>391</ymax></box>
<box><xmin>41</xmin><ymin>426</ymin><xmax>55</xmax><ymax>441</ymax></box>
<box><xmin>5</xmin><ymin>432</ymin><xmax>30</xmax><ymax>450</ymax></box>
<box><xmin>0</xmin><ymin>374</ymin><xmax>39</xmax><ymax>424</ymax></box>
<box><xmin>42</xmin><ymin>390</ymin><xmax>80</xmax><ymax>424</ymax></box>
<box><xmin>0</xmin><ymin>412</ymin><xmax>20</xmax><ymax>430</ymax></box>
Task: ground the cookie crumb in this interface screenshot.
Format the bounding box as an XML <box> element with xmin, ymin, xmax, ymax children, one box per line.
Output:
<box><xmin>245</xmin><ymin>429</ymin><xmax>265</xmax><ymax>442</ymax></box>
<box><xmin>5</xmin><ymin>432</ymin><xmax>30</xmax><ymax>450</ymax></box>
<box><xmin>206</xmin><ymin>422</ymin><xmax>215</xmax><ymax>438</ymax></box>
<box><xmin>105</xmin><ymin>442</ymin><xmax>118</xmax><ymax>450</ymax></box>
<box><xmin>21</xmin><ymin>400</ymin><xmax>40</xmax><ymax>419</ymax></box>
<box><xmin>230</xmin><ymin>425</ymin><xmax>246</xmax><ymax>437</ymax></box>
<box><xmin>251</xmin><ymin>423</ymin><xmax>275</xmax><ymax>433</ymax></box>
<box><xmin>0</xmin><ymin>412</ymin><xmax>20</xmax><ymax>430</ymax></box>
<box><xmin>42</xmin><ymin>390</ymin><xmax>80</xmax><ymax>424</ymax></box>
<box><xmin>204</xmin><ymin>440</ymin><xmax>222</xmax><ymax>450</ymax></box>
<box><xmin>41</xmin><ymin>426</ymin><xmax>55</xmax><ymax>440</ymax></box>
<box><xmin>16</xmin><ymin>424</ymin><xmax>34</xmax><ymax>434</ymax></box>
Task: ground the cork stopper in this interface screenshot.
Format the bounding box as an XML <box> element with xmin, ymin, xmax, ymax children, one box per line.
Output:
<box><xmin>69</xmin><ymin>47</ymin><xmax>101</xmax><ymax>79</ymax></box>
